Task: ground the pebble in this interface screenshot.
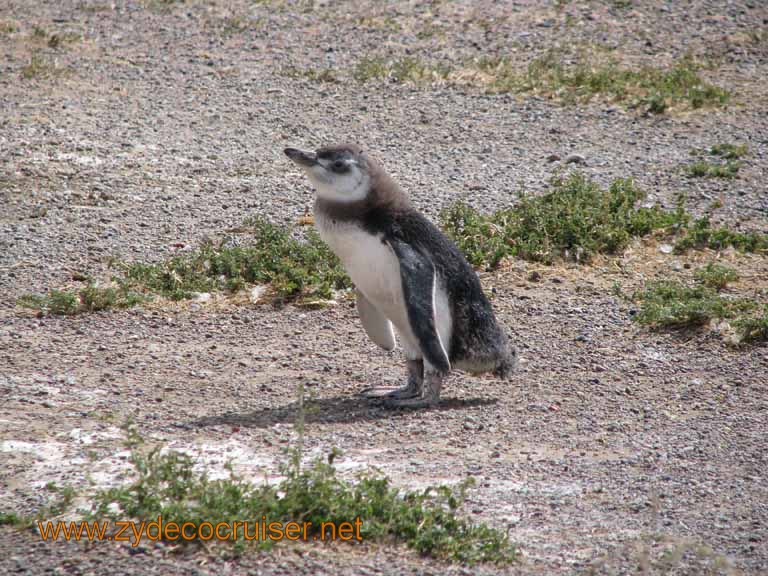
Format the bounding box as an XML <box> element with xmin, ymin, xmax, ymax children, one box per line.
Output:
<box><xmin>565</xmin><ymin>153</ymin><xmax>587</xmax><ymax>165</ymax></box>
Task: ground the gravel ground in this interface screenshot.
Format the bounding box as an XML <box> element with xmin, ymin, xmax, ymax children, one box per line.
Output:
<box><xmin>1</xmin><ymin>1</ymin><xmax>767</xmax><ymax>574</ymax></box>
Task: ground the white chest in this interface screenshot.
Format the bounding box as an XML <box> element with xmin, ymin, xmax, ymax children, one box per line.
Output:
<box><xmin>317</xmin><ymin>219</ymin><xmax>401</xmax><ymax>303</ymax></box>
<box><xmin>316</xmin><ymin>218</ymin><xmax>413</xmax><ymax>326</ymax></box>
<box><xmin>315</xmin><ymin>215</ymin><xmax>454</xmax><ymax>365</ymax></box>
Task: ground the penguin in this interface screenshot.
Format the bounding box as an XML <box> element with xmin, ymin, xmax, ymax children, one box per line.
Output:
<box><xmin>284</xmin><ymin>144</ymin><xmax>516</xmax><ymax>407</ymax></box>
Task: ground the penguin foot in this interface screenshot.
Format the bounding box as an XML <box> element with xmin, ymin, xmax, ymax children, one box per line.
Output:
<box><xmin>361</xmin><ymin>382</ymin><xmax>420</xmax><ymax>400</ymax></box>
<box><xmin>383</xmin><ymin>395</ymin><xmax>439</xmax><ymax>409</ymax></box>
<box><xmin>383</xmin><ymin>371</ymin><xmax>443</xmax><ymax>409</ymax></box>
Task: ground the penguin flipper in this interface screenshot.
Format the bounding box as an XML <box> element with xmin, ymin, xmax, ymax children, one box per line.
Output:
<box><xmin>356</xmin><ymin>288</ymin><xmax>396</xmax><ymax>351</ymax></box>
<box><xmin>388</xmin><ymin>239</ymin><xmax>451</xmax><ymax>374</ymax></box>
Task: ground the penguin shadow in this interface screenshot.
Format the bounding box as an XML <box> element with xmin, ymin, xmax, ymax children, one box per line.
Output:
<box><xmin>189</xmin><ymin>394</ymin><xmax>497</xmax><ymax>429</ymax></box>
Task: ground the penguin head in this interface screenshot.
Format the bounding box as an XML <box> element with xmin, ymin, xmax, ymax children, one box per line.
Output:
<box><xmin>284</xmin><ymin>144</ymin><xmax>371</xmax><ymax>203</ymax></box>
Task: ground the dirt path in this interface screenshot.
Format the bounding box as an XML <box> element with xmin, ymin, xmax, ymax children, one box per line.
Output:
<box><xmin>1</xmin><ymin>1</ymin><xmax>766</xmax><ymax>574</ymax></box>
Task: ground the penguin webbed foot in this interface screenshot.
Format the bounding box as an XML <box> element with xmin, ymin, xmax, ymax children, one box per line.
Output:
<box><xmin>382</xmin><ymin>370</ymin><xmax>444</xmax><ymax>409</ymax></box>
<box><xmin>382</xmin><ymin>395</ymin><xmax>438</xmax><ymax>409</ymax></box>
<box><xmin>360</xmin><ymin>381</ymin><xmax>420</xmax><ymax>400</ymax></box>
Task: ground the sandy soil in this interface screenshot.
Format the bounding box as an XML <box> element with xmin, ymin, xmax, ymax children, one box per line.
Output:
<box><xmin>1</xmin><ymin>1</ymin><xmax>767</xmax><ymax>574</ymax></box>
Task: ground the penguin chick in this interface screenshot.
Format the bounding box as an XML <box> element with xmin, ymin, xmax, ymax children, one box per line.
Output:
<box><xmin>284</xmin><ymin>144</ymin><xmax>516</xmax><ymax>408</ymax></box>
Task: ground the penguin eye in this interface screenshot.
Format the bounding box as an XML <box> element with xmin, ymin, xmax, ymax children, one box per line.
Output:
<box><xmin>331</xmin><ymin>160</ymin><xmax>349</xmax><ymax>173</ymax></box>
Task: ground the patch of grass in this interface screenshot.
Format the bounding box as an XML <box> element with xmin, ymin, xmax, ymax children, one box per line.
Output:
<box><xmin>17</xmin><ymin>283</ymin><xmax>148</xmax><ymax>316</ymax></box>
<box><xmin>693</xmin><ymin>263</ymin><xmax>738</xmax><ymax>289</ymax></box>
<box><xmin>357</xmin><ymin>15</ymin><xmax>402</xmax><ymax>32</ymax></box>
<box><xmin>120</xmin><ymin>218</ymin><xmax>351</xmax><ymax>302</ymax></box>
<box><xmin>353</xmin><ymin>57</ymin><xmax>390</xmax><ymax>82</ymax></box>
<box><xmin>708</xmin><ymin>143</ymin><xmax>748</xmax><ymax>160</ymax></box>
<box><xmin>351</xmin><ymin>50</ymin><xmax>728</xmax><ymax>112</ymax></box>
<box><xmin>684</xmin><ymin>142</ymin><xmax>748</xmax><ymax>178</ymax></box>
<box><xmin>469</xmin><ymin>52</ymin><xmax>729</xmax><ymax>112</ymax></box>
<box><xmin>216</xmin><ymin>15</ymin><xmax>261</xmax><ymax>36</ymax></box>
<box><xmin>441</xmin><ymin>173</ymin><xmax>687</xmax><ymax>268</ymax></box>
<box><xmin>633</xmin><ymin>270</ymin><xmax>767</xmax><ymax>343</ymax></box>
<box><xmin>353</xmin><ymin>56</ymin><xmax>450</xmax><ymax>85</ymax></box>
<box><xmin>17</xmin><ymin>218</ymin><xmax>350</xmax><ymax>314</ymax></box>
<box><xmin>30</xmin><ymin>26</ymin><xmax>82</xmax><ymax>48</ymax></box>
<box><xmin>0</xmin><ymin>512</ymin><xmax>27</xmax><ymax>526</ymax></box>
<box><xmin>141</xmin><ymin>0</ymin><xmax>185</xmax><ymax>12</ymax></box>
<box><xmin>79</xmin><ymin>283</ymin><xmax>149</xmax><ymax>311</ymax></box>
<box><xmin>89</xmin><ymin>427</ymin><xmax>516</xmax><ymax>564</ymax></box>
<box><xmin>0</xmin><ymin>484</ymin><xmax>80</xmax><ymax>529</ymax></box>
<box><xmin>44</xmin><ymin>482</ymin><xmax>77</xmax><ymax>516</ymax></box>
<box><xmin>17</xmin><ymin>289</ymin><xmax>79</xmax><ymax>315</ymax></box>
<box><xmin>47</xmin><ymin>31</ymin><xmax>83</xmax><ymax>48</ymax></box>
<box><xmin>221</xmin><ymin>16</ymin><xmax>248</xmax><ymax>35</ymax></box>
<box><xmin>633</xmin><ymin>282</ymin><xmax>748</xmax><ymax>328</ymax></box>
<box><xmin>638</xmin><ymin>283</ymin><xmax>767</xmax><ymax>344</ymax></box>
<box><xmin>0</xmin><ymin>20</ymin><xmax>18</xmax><ymax>34</ymax></box>
<box><xmin>733</xmin><ymin>308</ymin><xmax>768</xmax><ymax>343</ymax></box>
<box><xmin>674</xmin><ymin>217</ymin><xmax>768</xmax><ymax>254</ymax></box>
<box><xmin>685</xmin><ymin>159</ymin><xmax>741</xmax><ymax>179</ymax></box>
<box><xmin>282</xmin><ymin>66</ymin><xmax>339</xmax><ymax>83</ymax></box>
<box><xmin>416</xmin><ymin>20</ymin><xmax>444</xmax><ymax>40</ymax></box>
<box><xmin>21</xmin><ymin>52</ymin><xmax>63</xmax><ymax>79</ymax></box>
<box><xmin>78</xmin><ymin>2</ymin><xmax>113</xmax><ymax>13</ymax></box>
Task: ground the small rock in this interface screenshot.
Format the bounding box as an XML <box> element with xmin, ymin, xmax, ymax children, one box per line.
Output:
<box><xmin>565</xmin><ymin>154</ymin><xmax>586</xmax><ymax>165</ymax></box>
<box><xmin>250</xmin><ymin>285</ymin><xmax>269</xmax><ymax>303</ymax></box>
<box><xmin>192</xmin><ymin>292</ymin><xmax>211</xmax><ymax>303</ymax></box>
<box><xmin>659</xmin><ymin>244</ymin><xmax>674</xmax><ymax>254</ymax></box>
<box><xmin>528</xmin><ymin>271</ymin><xmax>542</xmax><ymax>282</ymax></box>
<box><xmin>546</xmin><ymin>153</ymin><xmax>561</xmax><ymax>162</ymax></box>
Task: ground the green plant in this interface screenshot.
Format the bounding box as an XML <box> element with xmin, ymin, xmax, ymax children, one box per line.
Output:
<box><xmin>633</xmin><ymin>282</ymin><xmax>746</xmax><ymax>328</ymax></box>
<box><xmin>693</xmin><ymin>263</ymin><xmax>738</xmax><ymax>289</ymax></box>
<box><xmin>684</xmin><ymin>143</ymin><xmax>748</xmax><ymax>178</ymax></box>
<box><xmin>732</xmin><ymin>307</ymin><xmax>768</xmax><ymax>343</ymax></box>
<box><xmin>472</xmin><ymin>52</ymin><xmax>729</xmax><ymax>112</ymax></box>
<box><xmin>685</xmin><ymin>159</ymin><xmax>741</xmax><ymax>179</ymax></box>
<box><xmin>441</xmin><ymin>173</ymin><xmax>686</xmax><ymax>268</ymax></box>
<box><xmin>120</xmin><ymin>218</ymin><xmax>351</xmax><ymax>302</ymax></box>
<box><xmin>89</xmin><ymin>426</ymin><xmax>516</xmax><ymax>564</ymax></box>
<box><xmin>633</xmin><ymin>280</ymin><xmax>766</xmax><ymax>343</ymax></box>
<box><xmin>357</xmin><ymin>15</ymin><xmax>402</xmax><ymax>32</ymax></box>
<box><xmin>282</xmin><ymin>67</ymin><xmax>339</xmax><ymax>83</ymax></box>
<box><xmin>44</xmin><ymin>482</ymin><xmax>77</xmax><ymax>516</ymax></box>
<box><xmin>353</xmin><ymin>56</ymin><xmax>450</xmax><ymax>85</ymax></box>
<box><xmin>17</xmin><ymin>283</ymin><xmax>148</xmax><ymax>316</ymax></box>
<box><xmin>29</xmin><ymin>25</ymin><xmax>82</xmax><ymax>48</ymax></box>
<box><xmin>17</xmin><ymin>289</ymin><xmax>79</xmax><ymax>315</ymax></box>
<box><xmin>141</xmin><ymin>0</ymin><xmax>186</xmax><ymax>12</ymax></box>
<box><xmin>708</xmin><ymin>143</ymin><xmax>748</xmax><ymax>160</ymax></box>
<box><xmin>18</xmin><ymin>218</ymin><xmax>352</xmax><ymax>314</ymax></box>
<box><xmin>0</xmin><ymin>512</ymin><xmax>26</xmax><ymax>526</ymax></box>
<box><xmin>674</xmin><ymin>217</ymin><xmax>768</xmax><ymax>253</ymax></box>
<box><xmin>220</xmin><ymin>15</ymin><xmax>249</xmax><ymax>36</ymax></box>
<box><xmin>21</xmin><ymin>52</ymin><xmax>61</xmax><ymax>79</ymax></box>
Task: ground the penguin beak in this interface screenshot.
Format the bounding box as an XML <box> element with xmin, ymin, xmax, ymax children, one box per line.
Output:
<box><xmin>284</xmin><ymin>148</ymin><xmax>318</xmax><ymax>167</ymax></box>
